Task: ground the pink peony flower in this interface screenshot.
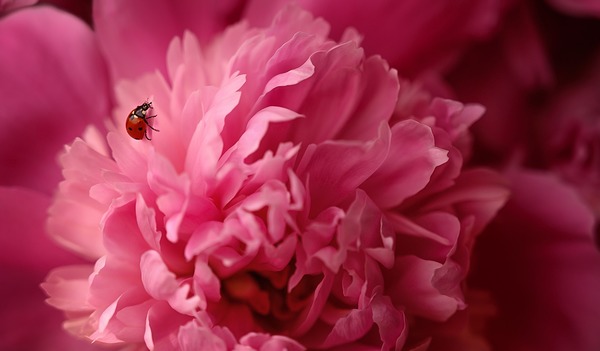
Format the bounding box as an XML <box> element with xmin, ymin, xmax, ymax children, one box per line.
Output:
<box><xmin>40</xmin><ymin>2</ymin><xmax>508</xmax><ymax>350</ymax></box>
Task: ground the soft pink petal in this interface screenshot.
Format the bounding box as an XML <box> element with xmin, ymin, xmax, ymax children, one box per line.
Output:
<box><xmin>178</xmin><ymin>322</ymin><xmax>228</xmax><ymax>351</ymax></box>
<box><xmin>298</xmin><ymin>123</ymin><xmax>391</xmax><ymax>214</ymax></box>
<box><xmin>87</xmin><ymin>256</ymin><xmax>143</xmax><ymax>312</ymax></box>
<box><xmin>392</xmin><ymin>211</ymin><xmax>460</xmax><ymax>263</ymax></box>
<box><xmin>286</xmin><ymin>42</ymin><xmax>378</xmax><ymax>144</ymax></box>
<box><xmin>229</xmin><ymin>106</ymin><xmax>303</xmax><ymax>163</ymax></box>
<box><xmin>46</xmin><ymin>140</ymin><xmax>115</xmax><ymax>260</ymax></box>
<box><xmin>371</xmin><ymin>294</ymin><xmax>407</xmax><ymax>350</ymax></box>
<box><xmin>320</xmin><ymin>308</ymin><xmax>373</xmax><ymax>348</ymax></box>
<box><xmin>0</xmin><ymin>6</ymin><xmax>111</xmax><ymax>194</ymax></box>
<box><xmin>140</xmin><ymin>250</ymin><xmax>199</xmax><ymax>315</ymax></box>
<box><xmin>42</xmin><ymin>265</ymin><xmax>94</xmax><ymax>312</ymax></box>
<box><xmin>93</xmin><ymin>0</ymin><xmax>244</xmax><ymax>81</ymax></box>
<box><xmin>193</xmin><ymin>259</ymin><xmax>222</xmax><ymax>308</ymax></box>
<box><xmin>145</xmin><ymin>302</ymin><xmax>192</xmax><ymax>350</ymax></box>
<box><xmin>102</xmin><ymin>201</ymin><xmax>151</xmax><ymax>262</ymax></box>
<box><xmin>362</xmin><ymin>119</ymin><xmax>448</xmax><ymax>208</ymax></box>
<box><xmin>185</xmin><ymin>74</ymin><xmax>246</xmax><ymax>191</ymax></box>
<box><xmin>389</xmin><ymin>256</ymin><xmax>466</xmax><ymax>322</ymax></box>
<box><xmin>336</xmin><ymin>56</ymin><xmax>400</xmax><ymax>141</ymax></box>
<box><xmin>239</xmin><ymin>333</ymin><xmax>306</xmax><ymax>351</ymax></box>
<box><xmin>290</xmin><ymin>273</ymin><xmax>335</xmax><ymax>336</ymax></box>
<box><xmin>421</xmin><ymin>169</ymin><xmax>510</xmax><ymax>237</ymax></box>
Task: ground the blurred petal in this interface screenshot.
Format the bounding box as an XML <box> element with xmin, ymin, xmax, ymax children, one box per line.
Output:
<box><xmin>93</xmin><ymin>0</ymin><xmax>244</xmax><ymax>81</ymax></box>
<box><xmin>548</xmin><ymin>0</ymin><xmax>600</xmax><ymax>17</ymax></box>
<box><xmin>0</xmin><ymin>186</ymin><xmax>98</xmax><ymax>350</ymax></box>
<box><xmin>470</xmin><ymin>170</ymin><xmax>600</xmax><ymax>351</ymax></box>
<box><xmin>0</xmin><ymin>0</ymin><xmax>36</xmax><ymax>12</ymax></box>
<box><xmin>246</xmin><ymin>0</ymin><xmax>502</xmax><ymax>74</ymax></box>
<box><xmin>0</xmin><ymin>6</ymin><xmax>111</xmax><ymax>194</ymax></box>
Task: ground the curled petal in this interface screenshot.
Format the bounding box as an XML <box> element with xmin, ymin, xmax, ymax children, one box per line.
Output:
<box><xmin>140</xmin><ymin>250</ymin><xmax>199</xmax><ymax>315</ymax></box>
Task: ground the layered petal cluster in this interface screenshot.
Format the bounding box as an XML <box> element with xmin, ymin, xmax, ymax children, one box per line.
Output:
<box><xmin>42</xmin><ymin>6</ymin><xmax>507</xmax><ymax>350</ymax></box>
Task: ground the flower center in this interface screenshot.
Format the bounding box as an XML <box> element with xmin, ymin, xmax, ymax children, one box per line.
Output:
<box><xmin>221</xmin><ymin>267</ymin><xmax>321</xmax><ymax>334</ymax></box>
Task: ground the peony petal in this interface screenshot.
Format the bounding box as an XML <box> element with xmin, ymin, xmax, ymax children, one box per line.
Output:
<box><xmin>178</xmin><ymin>322</ymin><xmax>228</xmax><ymax>351</ymax></box>
<box><xmin>47</xmin><ymin>141</ymin><xmax>115</xmax><ymax>260</ymax></box>
<box><xmin>42</xmin><ymin>265</ymin><xmax>94</xmax><ymax>312</ymax></box>
<box><xmin>135</xmin><ymin>193</ymin><xmax>162</xmax><ymax>251</ymax></box>
<box><xmin>263</xmin><ymin>49</ymin><xmax>316</xmax><ymax>95</ymax></box>
<box><xmin>140</xmin><ymin>250</ymin><xmax>199</xmax><ymax>315</ymax></box>
<box><xmin>102</xmin><ymin>201</ymin><xmax>152</xmax><ymax>262</ymax></box>
<box><xmin>283</xmin><ymin>0</ymin><xmax>501</xmax><ymax>73</ymax></box>
<box><xmin>93</xmin><ymin>0</ymin><xmax>245</xmax><ymax>81</ymax></box>
<box><xmin>363</xmin><ymin>119</ymin><xmax>448</xmax><ymax>208</ymax></box>
<box><xmin>239</xmin><ymin>332</ymin><xmax>306</xmax><ymax>351</ymax></box>
<box><xmin>320</xmin><ymin>308</ymin><xmax>373</xmax><ymax>348</ymax></box>
<box><xmin>229</xmin><ymin>106</ymin><xmax>304</xmax><ymax>163</ymax></box>
<box><xmin>0</xmin><ymin>6</ymin><xmax>111</xmax><ymax>194</ymax></box>
<box><xmin>336</xmin><ymin>56</ymin><xmax>400</xmax><ymax>141</ymax></box>
<box><xmin>87</xmin><ymin>256</ymin><xmax>145</xmax><ymax>313</ymax></box>
<box><xmin>420</xmin><ymin>168</ymin><xmax>510</xmax><ymax>236</ymax></box>
<box><xmin>299</xmin><ymin>123</ymin><xmax>391</xmax><ymax>214</ymax></box>
<box><xmin>144</xmin><ymin>301</ymin><xmax>192</xmax><ymax>351</ymax></box>
<box><xmin>185</xmin><ymin>74</ymin><xmax>246</xmax><ymax>192</ymax></box>
<box><xmin>389</xmin><ymin>255</ymin><xmax>466</xmax><ymax>322</ymax></box>
<box><xmin>371</xmin><ymin>294</ymin><xmax>407</xmax><ymax>350</ymax></box>
<box><xmin>193</xmin><ymin>259</ymin><xmax>222</xmax><ymax>307</ymax></box>
<box><xmin>291</xmin><ymin>272</ymin><xmax>335</xmax><ymax>336</ymax></box>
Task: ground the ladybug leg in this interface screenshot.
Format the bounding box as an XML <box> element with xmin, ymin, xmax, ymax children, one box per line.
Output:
<box><xmin>141</xmin><ymin>116</ymin><xmax>160</xmax><ymax>132</ymax></box>
<box><xmin>147</xmin><ymin>124</ymin><xmax>160</xmax><ymax>132</ymax></box>
<box><xmin>144</xmin><ymin>130</ymin><xmax>152</xmax><ymax>141</ymax></box>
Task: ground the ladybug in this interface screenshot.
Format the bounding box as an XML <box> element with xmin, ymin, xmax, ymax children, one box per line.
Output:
<box><xmin>126</xmin><ymin>101</ymin><xmax>159</xmax><ymax>140</ymax></box>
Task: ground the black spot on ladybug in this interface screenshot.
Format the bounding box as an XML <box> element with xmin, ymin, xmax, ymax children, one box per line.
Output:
<box><xmin>138</xmin><ymin>127</ymin><xmax>143</xmax><ymax>131</ymax></box>
<box><xmin>128</xmin><ymin>127</ymin><xmax>133</xmax><ymax>131</ymax></box>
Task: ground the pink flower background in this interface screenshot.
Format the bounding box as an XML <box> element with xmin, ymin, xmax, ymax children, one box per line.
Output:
<box><xmin>1</xmin><ymin>0</ymin><xmax>599</xmax><ymax>350</ymax></box>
